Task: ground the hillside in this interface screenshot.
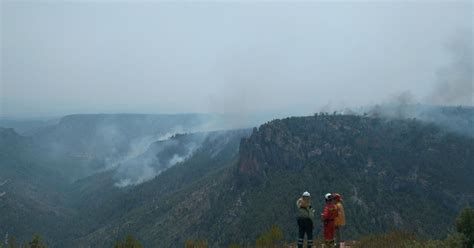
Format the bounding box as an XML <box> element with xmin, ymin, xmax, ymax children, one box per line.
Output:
<box><xmin>0</xmin><ymin>128</ymin><xmax>73</xmax><ymax>244</ymax></box>
<box><xmin>366</xmin><ymin>105</ymin><xmax>474</xmax><ymax>137</ymax></box>
<box><xmin>0</xmin><ymin>119</ymin><xmax>56</xmax><ymax>135</ymax></box>
<box><xmin>29</xmin><ymin>113</ymin><xmax>214</xmax><ymax>181</ymax></box>
<box><xmin>64</xmin><ymin>129</ymin><xmax>251</xmax><ymax>247</ymax></box>
<box><xmin>1</xmin><ymin>111</ymin><xmax>473</xmax><ymax>247</ymax></box>
<box><xmin>234</xmin><ymin>114</ymin><xmax>474</xmax><ymax>242</ymax></box>
<box><xmin>74</xmin><ymin>114</ymin><xmax>474</xmax><ymax>247</ymax></box>
<box><xmin>0</xmin><ymin>124</ymin><xmax>251</xmax><ymax>246</ymax></box>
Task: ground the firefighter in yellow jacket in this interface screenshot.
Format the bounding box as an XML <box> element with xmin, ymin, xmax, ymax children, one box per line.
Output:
<box><xmin>333</xmin><ymin>193</ymin><xmax>346</xmax><ymax>248</ymax></box>
<box><xmin>296</xmin><ymin>191</ymin><xmax>315</xmax><ymax>248</ymax></box>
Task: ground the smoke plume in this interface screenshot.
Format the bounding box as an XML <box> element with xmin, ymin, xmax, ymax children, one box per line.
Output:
<box><xmin>427</xmin><ymin>31</ymin><xmax>473</xmax><ymax>106</ymax></box>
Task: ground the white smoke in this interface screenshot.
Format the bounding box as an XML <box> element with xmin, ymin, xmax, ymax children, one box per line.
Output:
<box><xmin>106</xmin><ymin>128</ymin><xmax>184</xmax><ymax>166</ymax></box>
<box><xmin>427</xmin><ymin>31</ymin><xmax>473</xmax><ymax>106</ymax></box>
<box><xmin>113</xmin><ymin>132</ymin><xmax>206</xmax><ymax>187</ymax></box>
<box><xmin>168</xmin><ymin>154</ymin><xmax>186</xmax><ymax>166</ymax></box>
<box><xmin>114</xmin><ymin>162</ymin><xmax>156</xmax><ymax>187</ymax></box>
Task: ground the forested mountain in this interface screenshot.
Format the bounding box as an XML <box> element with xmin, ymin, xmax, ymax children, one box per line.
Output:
<box><xmin>0</xmin><ymin>124</ymin><xmax>251</xmax><ymax>246</ymax></box>
<box><xmin>29</xmin><ymin>114</ymin><xmax>214</xmax><ymax>180</ymax></box>
<box><xmin>233</xmin><ymin>114</ymin><xmax>473</xmax><ymax>242</ymax></box>
<box><xmin>0</xmin><ymin>128</ymin><xmax>72</xmax><ymax>244</ymax></box>
<box><xmin>71</xmin><ymin>113</ymin><xmax>474</xmax><ymax>247</ymax></box>
<box><xmin>367</xmin><ymin>104</ymin><xmax>474</xmax><ymax>137</ymax></box>
<box><xmin>1</xmin><ymin>108</ymin><xmax>473</xmax><ymax>247</ymax></box>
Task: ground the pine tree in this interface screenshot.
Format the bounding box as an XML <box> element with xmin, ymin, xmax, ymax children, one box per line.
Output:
<box><xmin>455</xmin><ymin>207</ymin><xmax>474</xmax><ymax>248</ymax></box>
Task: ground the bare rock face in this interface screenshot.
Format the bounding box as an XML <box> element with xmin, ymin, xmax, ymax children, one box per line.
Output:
<box><xmin>237</xmin><ymin>128</ymin><xmax>264</xmax><ymax>176</ymax></box>
<box><xmin>237</xmin><ymin>121</ymin><xmax>308</xmax><ymax>178</ymax></box>
<box><xmin>236</xmin><ymin>114</ymin><xmax>371</xmax><ymax>177</ymax></box>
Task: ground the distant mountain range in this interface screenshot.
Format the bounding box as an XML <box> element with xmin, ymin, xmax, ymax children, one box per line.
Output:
<box><xmin>0</xmin><ymin>107</ymin><xmax>473</xmax><ymax>247</ymax></box>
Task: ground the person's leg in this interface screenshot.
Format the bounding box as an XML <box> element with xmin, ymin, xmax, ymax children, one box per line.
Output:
<box><xmin>329</xmin><ymin>223</ymin><xmax>336</xmax><ymax>247</ymax></box>
<box><xmin>335</xmin><ymin>226</ymin><xmax>340</xmax><ymax>247</ymax></box>
<box><xmin>324</xmin><ymin>222</ymin><xmax>331</xmax><ymax>244</ymax></box>
<box><xmin>339</xmin><ymin>226</ymin><xmax>344</xmax><ymax>247</ymax></box>
<box><xmin>297</xmin><ymin>218</ymin><xmax>305</xmax><ymax>248</ymax></box>
<box><xmin>306</xmin><ymin>219</ymin><xmax>314</xmax><ymax>248</ymax></box>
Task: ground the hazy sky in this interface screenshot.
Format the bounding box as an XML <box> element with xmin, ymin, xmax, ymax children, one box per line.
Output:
<box><xmin>1</xmin><ymin>0</ymin><xmax>472</xmax><ymax>118</ymax></box>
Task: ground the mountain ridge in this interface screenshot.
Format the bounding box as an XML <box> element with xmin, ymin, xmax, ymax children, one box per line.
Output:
<box><xmin>1</xmin><ymin>109</ymin><xmax>473</xmax><ymax>247</ymax></box>
<box><xmin>72</xmin><ymin>113</ymin><xmax>474</xmax><ymax>247</ymax></box>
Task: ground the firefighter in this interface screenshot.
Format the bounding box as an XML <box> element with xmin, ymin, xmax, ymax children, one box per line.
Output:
<box><xmin>333</xmin><ymin>193</ymin><xmax>346</xmax><ymax>247</ymax></box>
<box><xmin>297</xmin><ymin>191</ymin><xmax>315</xmax><ymax>248</ymax></box>
<box><xmin>321</xmin><ymin>193</ymin><xmax>338</xmax><ymax>246</ymax></box>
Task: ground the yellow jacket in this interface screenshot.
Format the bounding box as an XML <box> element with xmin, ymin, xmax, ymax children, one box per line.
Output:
<box><xmin>335</xmin><ymin>201</ymin><xmax>346</xmax><ymax>226</ymax></box>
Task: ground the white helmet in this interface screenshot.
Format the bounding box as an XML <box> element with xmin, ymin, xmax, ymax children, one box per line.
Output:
<box><xmin>302</xmin><ymin>191</ymin><xmax>311</xmax><ymax>197</ymax></box>
<box><xmin>325</xmin><ymin>193</ymin><xmax>333</xmax><ymax>200</ymax></box>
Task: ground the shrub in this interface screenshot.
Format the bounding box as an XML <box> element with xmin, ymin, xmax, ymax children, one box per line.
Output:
<box><xmin>184</xmin><ymin>239</ymin><xmax>208</xmax><ymax>248</ymax></box>
<box><xmin>114</xmin><ymin>234</ymin><xmax>143</xmax><ymax>248</ymax></box>
<box><xmin>256</xmin><ymin>226</ymin><xmax>284</xmax><ymax>248</ymax></box>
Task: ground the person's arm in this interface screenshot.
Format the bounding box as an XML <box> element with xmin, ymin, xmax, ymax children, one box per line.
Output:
<box><xmin>340</xmin><ymin>204</ymin><xmax>346</xmax><ymax>224</ymax></box>
<box><xmin>322</xmin><ymin>206</ymin><xmax>329</xmax><ymax>221</ymax></box>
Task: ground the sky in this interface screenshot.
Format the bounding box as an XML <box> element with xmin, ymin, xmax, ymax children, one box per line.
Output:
<box><xmin>1</xmin><ymin>0</ymin><xmax>472</xmax><ymax>119</ymax></box>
